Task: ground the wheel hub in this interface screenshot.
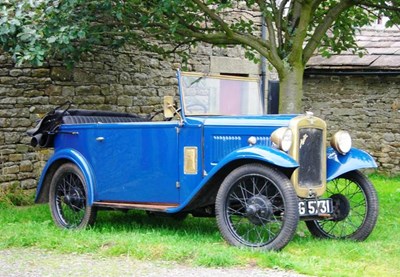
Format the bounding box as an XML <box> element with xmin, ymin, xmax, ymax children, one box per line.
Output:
<box><xmin>330</xmin><ymin>193</ymin><xmax>350</xmax><ymax>221</ymax></box>
<box><xmin>64</xmin><ymin>194</ymin><xmax>71</xmax><ymax>205</ymax></box>
<box><xmin>245</xmin><ymin>195</ymin><xmax>273</xmax><ymax>225</ymax></box>
<box><xmin>63</xmin><ymin>190</ymin><xmax>84</xmax><ymax>212</ymax></box>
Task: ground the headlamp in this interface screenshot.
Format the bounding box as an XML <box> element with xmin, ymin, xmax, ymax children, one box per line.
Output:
<box><xmin>331</xmin><ymin>131</ymin><xmax>352</xmax><ymax>155</ymax></box>
<box><xmin>271</xmin><ymin>127</ymin><xmax>293</xmax><ymax>152</ymax></box>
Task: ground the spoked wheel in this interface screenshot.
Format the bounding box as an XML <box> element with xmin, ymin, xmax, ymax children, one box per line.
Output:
<box><xmin>306</xmin><ymin>170</ymin><xmax>378</xmax><ymax>240</ymax></box>
<box><xmin>49</xmin><ymin>163</ymin><xmax>97</xmax><ymax>229</ymax></box>
<box><xmin>216</xmin><ymin>164</ymin><xmax>299</xmax><ymax>251</ymax></box>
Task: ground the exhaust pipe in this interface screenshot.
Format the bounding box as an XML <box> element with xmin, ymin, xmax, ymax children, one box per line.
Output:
<box><xmin>30</xmin><ymin>134</ymin><xmax>43</xmax><ymax>147</ymax></box>
<box><xmin>31</xmin><ymin>133</ymin><xmax>51</xmax><ymax>147</ymax></box>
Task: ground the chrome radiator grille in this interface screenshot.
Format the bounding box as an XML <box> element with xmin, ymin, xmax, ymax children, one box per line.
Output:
<box><xmin>289</xmin><ymin>114</ymin><xmax>327</xmax><ymax>198</ymax></box>
<box><xmin>297</xmin><ymin>128</ymin><xmax>324</xmax><ymax>187</ymax></box>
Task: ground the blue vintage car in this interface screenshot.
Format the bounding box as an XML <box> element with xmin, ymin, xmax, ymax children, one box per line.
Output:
<box><xmin>28</xmin><ymin>71</ymin><xmax>378</xmax><ymax>251</ymax></box>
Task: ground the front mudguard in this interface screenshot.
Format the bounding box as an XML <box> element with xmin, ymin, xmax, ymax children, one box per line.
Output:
<box><xmin>168</xmin><ymin>145</ymin><xmax>298</xmax><ymax>213</ymax></box>
<box><xmin>326</xmin><ymin>147</ymin><xmax>377</xmax><ymax>181</ymax></box>
<box><xmin>222</xmin><ymin>145</ymin><xmax>299</xmax><ymax>170</ymax></box>
<box><xmin>35</xmin><ymin>148</ymin><xmax>96</xmax><ymax>205</ymax></box>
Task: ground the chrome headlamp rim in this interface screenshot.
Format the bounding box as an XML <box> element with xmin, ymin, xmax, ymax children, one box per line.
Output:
<box><xmin>331</xmin><ymin>130</ymin><xmax>352</xmax><ymax>155</ymax></box>
<box><xmin>271</xmin><ymin>127</ymin><xmax>293</xmax><ymax>152</ymax></box>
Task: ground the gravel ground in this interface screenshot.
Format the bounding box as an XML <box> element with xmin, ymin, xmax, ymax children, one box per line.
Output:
<box><xmin>0</xmin><ymin>248</ymin><xmax>306</xmax><ymax>277</ymax></box>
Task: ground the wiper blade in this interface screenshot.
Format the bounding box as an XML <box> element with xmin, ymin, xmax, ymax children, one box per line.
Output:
<box><xmin>189</xmin><ymin>77</ymin><xmax>203</xmax><ymax>87</ymax></box>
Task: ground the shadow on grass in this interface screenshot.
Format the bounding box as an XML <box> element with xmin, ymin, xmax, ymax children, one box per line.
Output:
<box><xmin>92</xmin><ymin>209</ymin><xmax>220</xmax><ymax>237</ymax></box>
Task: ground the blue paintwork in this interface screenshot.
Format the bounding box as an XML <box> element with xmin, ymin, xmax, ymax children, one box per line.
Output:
<box><xmin>176</xmin><ymin>115</ymin><xmax>297</xmax><ymax>206</ymax></box>
<box><xmin>35</xmin><ymin>148</ymin><xmax>96</xmax><ymax>204</ymax></box>
<box><xmin>326</xmin><ymin>147</ymin><xmax>377</xmax><ymax>181</ymax></box>
<box><xmin>202</xmin><ymin>116</ymin><xmax>295</xmax><ymax>174</ymax></box>
<box><xmin>68</xmin><ymin>122</ymin><xmax>179</xmax><ymax>204</ymax></box>
<box><xmin>35</xmin><ymin>72</ymin><xmax>376</xmax><ymax>214</ymax></box>
<box><xmin>36</xmin><ymin>112</ymin><xmax>301</xmax><ymax>209</ymax></box>
<box><xmin>168</xmin><ymin>145</ymin><xmax>298</xmax><ymax>213</ymax></box>
<box><xmin>176</xmin><ymin>122</ymin><xmax>203</xmax><ymax>204</ymax></box>
<box><xmin>202</xmin><ymin>115</ymin><xmax>297</xmax><ymax>127</ymax></box>
<box><xmin>36</xmin><ymin>113</ymin><xmax>378</xmax><ymax>212</ymax></box>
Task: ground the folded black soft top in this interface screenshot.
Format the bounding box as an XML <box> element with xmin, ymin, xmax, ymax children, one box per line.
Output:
<box><xmin>62</xmin><ymin>109</ymin><xmax>148</xmax><ymax>124</ymax></box>
<box><xmin>65</xmin><ymin>109</ymin><xmax>141</xmax><ymax>118</ymax></box>
<box><xmin>27</xmin><ymin>106</ymin><xmax>149</xmax><ymax>148</ymax></box>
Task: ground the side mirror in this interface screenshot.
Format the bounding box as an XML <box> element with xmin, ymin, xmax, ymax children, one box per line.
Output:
<box><xmin>163</xmin><ymin>96</ymin><xmax>175</xmax><ymax>118</ymax></box>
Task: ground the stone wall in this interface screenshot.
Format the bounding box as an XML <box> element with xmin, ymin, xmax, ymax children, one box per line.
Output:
<box><xmin>0</xmin><ymin>44</ymin><xmax>259</xmax><ymax>189</ymax></box>
<box><xmin>303</xmin><ymin>74</ymin><xmax>400</xmax><ymax>175</ymax></box>
<box><xmin>0</xmin><ymin>46</ymin><xmax>179</xmax><ymax>190</ymax></box>
<box><xmin>1</xmin><ymin>45</ymin><xmax>399</xmax><ymax>191</ymax></box>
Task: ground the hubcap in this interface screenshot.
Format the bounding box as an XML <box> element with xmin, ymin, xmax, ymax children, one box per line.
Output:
<box><xmin>62</xmin><ymin>188</ymin><xmax>83</xmax><ymax>210</ymax></box>
<box><xmin>331</xmin><ymin>193</ymin><xmax>350</xmax><ymax>221</ymax></box>
<box><xmin>64</xmin><ymin>194</ymin><xmax>71</xmax><ymax>205</ymax></box>
<box><xmin>245</xmin><ymin>195</ymin><xmax>273</xmax><ymax>225</ymax></box>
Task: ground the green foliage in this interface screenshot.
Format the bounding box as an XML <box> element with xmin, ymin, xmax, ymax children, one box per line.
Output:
<box><xmin>317</xmin><ymin>5</ymin><xmax>373</xmax><ymax>58</ymax></box>
<box><xmin>0</xmin><ymin>175</ymin><xmax>399</xmax><ymax>276</ymax></box>
<box><xmin>1</xmin><ymin>0</ymin><xmax>399</xmax><ymax>112</ymax></box>
<box><xmin>1</xmin><ymin>0</ymin><xmax>399</xmax><ymax>67</ymax></box>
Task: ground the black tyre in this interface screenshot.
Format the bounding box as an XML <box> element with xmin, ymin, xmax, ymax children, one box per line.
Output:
<box><xmin>215</xmin><ymin>164</ymin><xmax>299</xmax><ymax>251</ymax></box>
<box><xmin>49</xmin><ymin>163</ymin><xmax>97</xmax><ymax>229</ymax></box>
<box><xmin>306</xmin><ymin>170</ymin><xmax>378</xmax><ymax>240</ymax></box>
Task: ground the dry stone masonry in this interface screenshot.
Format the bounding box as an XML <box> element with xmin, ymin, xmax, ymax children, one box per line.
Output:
<box><xmin>0</xmin><ymin>46</ymin><xmax>179</xmax><ymax>190</ymax></box>
<box><xmin>1</xmin><ymin>42</ymin><xmax>399</xmax><ymax>191</ymax></box>
<box><xmin>0</xmin><ymin>43</ymin><xmax>258</xmax><ymax>190</ymax></box>
<box><xmin>303</xmin><ymin>74</ymin><xmax>400</xmax><ymax>174</ymax></box>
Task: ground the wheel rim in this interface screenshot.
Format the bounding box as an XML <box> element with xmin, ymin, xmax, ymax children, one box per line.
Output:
<box><xmin>54</xmin><ymin>172</ymin><xmax>87</xmax><ymax>228</ymax></box>
<box><xmin>224</xmin><ymin>174</ymin><xmax>286</xmax><ymax>247</ymax></box>
<box><xmin>314</xmin><ymin>177</ymin><xmax>367</xmax><ymax>238</ymax></box>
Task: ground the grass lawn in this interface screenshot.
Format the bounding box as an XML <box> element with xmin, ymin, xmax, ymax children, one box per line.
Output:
<box><xmin>0</xmin><ymin>174</ymin><xmax>399</xmax><ymax>276</ymax></box>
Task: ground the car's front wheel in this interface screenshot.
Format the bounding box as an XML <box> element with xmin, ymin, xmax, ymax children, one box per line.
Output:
<box><xmin>215</xmin><ymin>164</ymin><xmax>299</xmax><ymax>251</ymax></box>
<box><xmin>306</xmin><ymin>170</ymin><xmax>378</xmax><ymax>240</ymax></box>
<box><xmin>49</xmin><ymin>163</ymin><xmax>97</xmax><ymax>229</ymax></box>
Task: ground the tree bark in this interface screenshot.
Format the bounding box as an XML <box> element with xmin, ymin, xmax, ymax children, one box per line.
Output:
<box><xmin>278</xmin><ymin>65</ymin><xmax>304</xmax><ymax>114</ymax></box>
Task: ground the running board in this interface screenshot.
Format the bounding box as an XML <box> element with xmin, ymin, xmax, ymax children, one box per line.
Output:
<box><xmin>93</xmin><ymin>201</ymin><xmax>179</xmax><ymax>212</ymax></box>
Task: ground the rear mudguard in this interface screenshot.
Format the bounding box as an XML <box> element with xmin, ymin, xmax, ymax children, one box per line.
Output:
<box><xmin>326</xmin><ymin>147</ymin><xmax>377</xmax><ymax>181</ymax></box>
<box><xmin>35</xmin><ymin>148</ymin><xmax>95</xmax><ymax>204</ymax></box>
<box><xmin>168</xmin><ymin>145</ymin><xmax>298</xmax><ymax>213</ymax></box>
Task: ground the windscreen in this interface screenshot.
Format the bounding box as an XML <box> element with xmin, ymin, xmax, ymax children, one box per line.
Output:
<box><xmin>180</xmin><ymin>73</ymin><xmax>263</xmax><ymax>116</ymax></box>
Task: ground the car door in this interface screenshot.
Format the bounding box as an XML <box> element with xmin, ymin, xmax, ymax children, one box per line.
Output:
<box><xmin>87</xmin><ymin>122</ymin><xmax>180</xmax><ymax>204</ymax></box>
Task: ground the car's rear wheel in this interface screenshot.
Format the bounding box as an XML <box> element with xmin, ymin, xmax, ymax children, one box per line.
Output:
<box><xmin>215</xmin><ymin>164</ymin><xmax>299</xmax><ymax>251</ymax></box>
<box><xmin>306</xmin><ymin>170</ymin><xmax>378</xmax><ymax>240</ymax></box>
<box><xmin>49</xmin><ymin>163</ymin><xmax>97</xmax><ymax>229</ymax></box>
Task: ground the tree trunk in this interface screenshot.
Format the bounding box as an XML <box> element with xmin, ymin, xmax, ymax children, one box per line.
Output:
<box><xmin>278</xmin><ymin>65</ymin><xmax>304</xmax><ymax>114</ymax></box>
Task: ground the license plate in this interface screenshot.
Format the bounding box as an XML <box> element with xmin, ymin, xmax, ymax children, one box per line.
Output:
<box><xmin>298</xmin><ymin>198</ymin><xmax>333</xmax><ymax>216</ymax></box>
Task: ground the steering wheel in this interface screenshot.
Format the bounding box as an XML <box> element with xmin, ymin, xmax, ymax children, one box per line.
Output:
<box><xmin>164</xmin><ymin>103</ymin><xmax>208</xmax><ymax>121</ymax></box>
<box><xmin>185</xmin><ymin>103</ymin><xmax>207</xmax><ymax>114</ymax></box>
